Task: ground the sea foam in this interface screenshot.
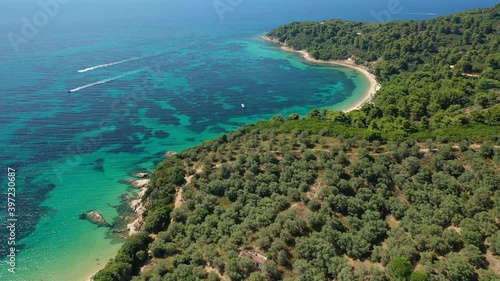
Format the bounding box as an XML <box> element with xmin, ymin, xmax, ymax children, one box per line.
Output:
<box><xmin>77</xmin><ymin>57</ymin><xmax>143</xmax><ymax>73</ymax></box>
<box><xmin>69</xmin><ymin>68</ymin><xmax>148</xmax><ymax>92</ymax></box>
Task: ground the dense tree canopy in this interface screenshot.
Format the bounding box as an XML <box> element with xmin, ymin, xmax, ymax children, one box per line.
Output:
<box><xmin>94</xmin><ymin>126</ymin><xmax>499</xmax><ymax>280</ymax></box>
<box><xmin>266</xmin><ymin>4</ymin><xmax>500</xmax><ymax>138</ymax></box>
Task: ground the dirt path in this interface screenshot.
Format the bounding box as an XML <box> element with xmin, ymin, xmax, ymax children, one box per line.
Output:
<box><xmin>205</xmin><ymin>265</ymin><xmax>229</xmax><ymax>281</ymax></box>
<box><xmin>486</xmin><ymin>251</ymin><xmax>500</xmax><ymax>274</ymax></box>
<box><xmin>174</xmin><ymin>187</ymin><xmax>183</xmax><ymax>208</ymax></box>
<box><xmin>175</xmin><ymin>174</ymin><xmax>194</xmax><ymax>208</ymax></box>
<box><xmin>169</xmin><ymin>175</ymin><xmax>192</xmax><ymax>224</ymax></box>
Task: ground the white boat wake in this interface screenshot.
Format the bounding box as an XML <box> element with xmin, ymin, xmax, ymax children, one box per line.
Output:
<box><xmin>69</xmin><ymin>68</ymin><xmax>148</xmax><ymax>93</ymax></box>
<box><xmin>77</xmin><ymin>57</ymin><xmax>143</xmax><ymax>73</ymax></box>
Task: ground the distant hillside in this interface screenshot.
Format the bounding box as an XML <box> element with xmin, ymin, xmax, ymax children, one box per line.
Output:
<box><xmin>93</xmin><ymin>5</ymin><xmax>500</xmax><ymax>281</ymax></box>
<box><xmin>267</xmin><ymin>4</ymin><xmax>500</xmax><ymax>136</ymax></box>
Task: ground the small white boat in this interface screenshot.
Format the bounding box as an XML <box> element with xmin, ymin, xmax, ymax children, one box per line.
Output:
<box><xmin>241</xmin><ymin>103</ymin><xmax>246</xmax><ymax>108</ymax></box>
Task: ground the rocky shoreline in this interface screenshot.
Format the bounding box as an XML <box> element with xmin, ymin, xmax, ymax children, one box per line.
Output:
<box><xmin>126</xmin><ymin>174</ymin><xmax>149</xmax><ymax>235</ymax></box>
<box><xmin>78</xmin><ymin>173</ymin><xmax>149</xmax><ymax>234</ymax></box>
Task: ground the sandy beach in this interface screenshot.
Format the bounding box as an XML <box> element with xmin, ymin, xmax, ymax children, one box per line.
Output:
<box><xmin>261</xmin><ymin>36</ymin><xmax>381</xmax><ymax>112</ymax></box>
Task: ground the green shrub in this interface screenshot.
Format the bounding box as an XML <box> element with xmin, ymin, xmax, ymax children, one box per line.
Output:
<box><xmin>410</xmin><ymin>271</ymin><xmax>428</xmax><ymax>281</ymax></box>
<box><xmin>388</xmin><ymin>257</ymin><xmax>412</xmax><ymax>280</ymax></box>
<box><xmin>144</xmin><ymin>205</ymin><xmax>172</xmax><ymax>233</ymax></box>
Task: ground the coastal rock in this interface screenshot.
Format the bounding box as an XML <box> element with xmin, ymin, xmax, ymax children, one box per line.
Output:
<box><xmin>165</xmin><ymin>151</ymin><xmax>177</xmax><ymax>157</ymax></box>
<box><xmin>130</xmin><ymin>188</ymin><xmax>147</xmax><ymax>211</ymax></box>
<box><xmin>134</xmin><ymin>172</ymin><xmax>149</xmax><ymax>178</ymax></box>
<box><xmin>123</xmin><ymin>194</ymin><xmax>132</xmax><ymax>203</ymax></box>
<box><xmin>80</xmin><ymin>211</ymin><xmax>110</xmax><ymax>227</ymax></box>
<box><xmin>127</xmin><ymin>187</ymin><xmax>147</xmax><ymax>235</ymax></box>
<box><xmin>127</xmin><ymin>216</ymin><xmax>144</xmax><ymax>235</ymax></box>
<box><xmin>132</xmin><ymin>179</ymin><xmax>149</xmax><ymax>189</ymax></box>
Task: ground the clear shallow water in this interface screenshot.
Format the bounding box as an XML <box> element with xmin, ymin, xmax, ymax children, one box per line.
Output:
<box><xmin>0</xmin><ymin>0</ymin><xmax>497</xmax><ymax>280</ymax></box>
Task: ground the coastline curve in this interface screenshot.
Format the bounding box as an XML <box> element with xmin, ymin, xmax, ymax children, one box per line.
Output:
<box><xmin>261</xmin><ymin>35</ymin><xmax>381</xmax><ymax>112</ymax></box>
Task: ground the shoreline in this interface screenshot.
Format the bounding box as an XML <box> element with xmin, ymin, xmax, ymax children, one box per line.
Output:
<box><xmin>86</xmin><ymin>177</ymin><xmax>148</xmax><ymax>281</ymax></box>
<box><xmin>261</xmin><ymin>36</ymin><xmax>381</xmax><ymax>112</ymax></box>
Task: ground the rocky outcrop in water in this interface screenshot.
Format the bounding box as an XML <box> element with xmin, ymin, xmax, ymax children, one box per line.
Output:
<box><xmin>134</xmin><ymin>172</ymin><xmax>149</xmax><ymax>178</ymax></box>
<box><xmin>132</xmin><ymin>179</ymin><xmax>149</xmax><ymax>189</ymax></box>
<box><xmin>80</xmin><ymin>211</ymin><xmax>110</xmax><ymax>227</ymax></box>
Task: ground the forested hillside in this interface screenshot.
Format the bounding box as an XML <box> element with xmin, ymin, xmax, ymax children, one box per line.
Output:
<box><xmin>96</xmin><ymin>128</ymin><xmax>499</xmax><ymax>281</ymax></box>
<box><xmin>267</xmin><ymin>4</ymin><xmax>500</xmax><ymax>135</ymax></box>
<box><xmin>94</xmin><ymin>5</ymin><xmax>500</xmax><ymax>281</ymax></box>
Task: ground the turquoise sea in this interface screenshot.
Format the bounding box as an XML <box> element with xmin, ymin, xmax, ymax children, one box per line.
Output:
<box><xmin>0</xmin><ymin>0</ymin><xmax>497</xmax><ymax>280</ymax></box>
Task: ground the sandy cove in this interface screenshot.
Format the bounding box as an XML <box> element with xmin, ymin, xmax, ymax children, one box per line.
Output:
<box><xmin>261</xmin><ymin>36</ymin><xmax>381</xmax><ymax>112</ymax></box>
